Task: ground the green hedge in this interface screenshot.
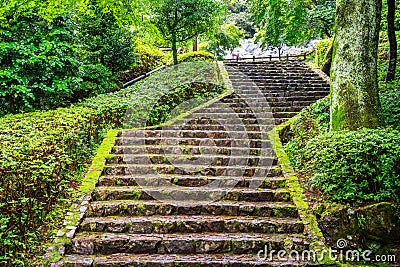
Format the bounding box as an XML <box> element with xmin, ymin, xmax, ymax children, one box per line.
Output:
<box><xmin>282</xmin><ymin>95</ymin><xmax>400</xmax><ymax>205</ymax></box>
<box><xmin>0</xmin><ymin>62</ymin><xmax>223</xmax><ymax>265</ymax></box>
<box><xmin>299</xmin><ymin>129</ymin><xmax>400</xmax><ymax>204</ymax></box>
<box><xmin>0</xmin><ymin>107</ymin><xmax>105</xmax><ymax>264</ymax></box>
<box><xmin>177</xmin><ymin>51</ymin><xmax>215</xmax><ymax>63</ymax></box>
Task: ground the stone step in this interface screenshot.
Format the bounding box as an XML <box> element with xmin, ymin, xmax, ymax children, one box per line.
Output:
<box><xmin>70</xmin><ymin>232</ymin><xmax>309</xmax><ymax>256</ymax></box>
<box><xmin>98</xmin><ymin>175</ymin><xmax>286</xmax><ymax>189</ymax></box>
<box><xmin>105</xmin><ymin>154</ymin><xmax>276</xmax><ymax>166</ymax></box>
<box><xmin>118</xmin><ymin>129</ymin><xmax>265</xmax><ymax>138</ymax></box>
<box><xmin>115</xmin><ymin>137</ymin><xmax>270</xmax><ymax>148</ymax></box>
<box><xmin>231</xmin><ymin>80</ymin><xmax>324</xmax><ymax>86</ymax></box>
<box><xmin>86</xmin><ymin>200</ymin><xmax>298</xmax><ymax>218</ymax></box>
<box><xmin>111</xmin><ymin>145</ymin><xmax>273</xmax><ymax>155</ymax></box>
<box><xmin>236</xmin><ymin>93</ymin><xmax>328</xmax><ymax>100</ymax></box>
<box><xmin>63</xmin><ymin>253</ymin><xmax>313</xmax><ymax>267</ymax></box>
<box><xmin>92</xmin><ymin>186</ymin><xmax>291</xmax><ymax>202</ymax></box>
<box><xmin>101</xmin><ymin>164</ymin><xmax>282</xmax><ymax>177</ymax></box>
<box><xmin>79</xmin><ymin>216</ymin><xmax>304</xmax><ymax>234</ymax></box>
<box><xmin>229</xmin><ymin>73</ymin><xmax>319</xmax><ymax>78</ymax></box>
<box><xmin>196</xmin><ymin>107</ymin><xmax>303</xmax><ymax>114</ymax></box>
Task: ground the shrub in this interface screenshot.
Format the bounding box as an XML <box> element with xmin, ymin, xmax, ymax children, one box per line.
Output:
<box><xmin>0</xmin><ymin>107</ymin><xmax>105</xmax><ymax>264</ymax></box>
<box><xmin>0</xmin><ymin>15</ymin><xmax>81</xmax><ymax>114</ymax></box>
<box><xmin>118</xmin><ymin>44</ymin><xmax>165</xmax><ymax>84</ymax></box>
<box><xmin>177</xmin><ymin>51</ymin><xmax>215</xmax><ymax>63</ymax></box>
<box><xmin>83</xmin><ymin>62</ymin><xmax>223</xmax><ymax>127</ymax></box>
<box><xmin>297</xmin><ymin>129</ymin><xmax>400</xmax><ymax>204</ymax></box>
<box><xmin>314</xmin><ymin>38</ymin><xmax>333</xmax><ymax>69</ymax></box>
<box><xmin>280</xmin><ymin>97</ymin><xmax>330</xmax><ymax>168</ymax></box>
<box><xmin>381</xmin><ymin>89</ymin><xmax>400</xmax><ymax>130</ymax></box>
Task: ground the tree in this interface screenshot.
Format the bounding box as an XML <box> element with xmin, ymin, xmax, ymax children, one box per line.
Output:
<box><xmin>330</xmin><ymin>0</ymin><xmax>382</xmax><ymax>131</ymax></box>
<box><xmin>385</xmin><ymin>0</ymin><xmax>397</xmax><ymax>82</ymax></box>
<box><xmin>251</xmin><ymin>0</ymin><xmax>336</xmax><ymax>49</ymax></box>
<box><xmin>203</xmin><ymin>22</ymin><xmax>245</xmax><ymax>60</ymax></box>
<box><xmin>149</xmin><ymin>0</ymin><xmax>223</xmax><ymax>65</ymax></box>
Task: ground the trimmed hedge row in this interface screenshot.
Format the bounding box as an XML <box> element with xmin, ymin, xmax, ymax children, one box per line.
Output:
<box><xmin>0</xmin><ymin>107</ymin><xmax>105</xmax><ymax>264</ymax></box>
<box><xmin>0</xmin><ymin>62</ymin><xmax>223</xmax><ymax>265</ymax></box>
<box><xmin>282</xmin><ymin>95</ymin><xmax>400</xmax><ymax>205</ymax></box>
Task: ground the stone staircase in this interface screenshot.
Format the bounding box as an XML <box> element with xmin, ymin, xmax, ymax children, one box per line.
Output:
<box><xmin>60</xmin><ymin>60</ymin><xmax>330</xmax><ymax>266</ymax></box>
<box><xmin>224</xmin><ymin>60</ymin><xmax>330</xmax><ymax>124</ymax></box>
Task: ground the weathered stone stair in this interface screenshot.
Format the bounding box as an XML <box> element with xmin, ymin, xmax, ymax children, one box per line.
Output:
<box><xmin>60</xmin><ymin>60</ymin><xmax>329</xmax><ymax>266</ymax></box>
<box><xmin>224</xmin><ymin>60</ymin><xmax>330</xmax><ymax>124</ymax></box>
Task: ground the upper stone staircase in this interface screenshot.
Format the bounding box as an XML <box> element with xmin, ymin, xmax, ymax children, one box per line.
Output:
<box><xmin>224</xmin><ymin>60</ymin><xmax>330</xmax><ymax>124</ymax></box>
<box><xmin>58</xmin><ymin>60</ymin><xmax>330</xmax><ymax>266</ymax></box>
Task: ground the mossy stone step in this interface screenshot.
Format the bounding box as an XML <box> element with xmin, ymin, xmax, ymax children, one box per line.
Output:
<box><xmin>79</xmin><ymin>216</ymin><xmax>304</xmax><ymax>234</ymax></box>
<box><xmin>98</xmin><ymin>175</ymin><xmax>286</xmax><ymax>189</ymax></box>
<box><xmin>92</xmin><ymin>186</ymin><xmax>291</xmax><ymax>202</ymax></box>
<box><xmin>86</xmin><ymin>200</ymin><xmax>298</xmax><ymax>218</ymax></box>
<box><xmin>119</xmin><ymin>129</ymin><xmax>264</xmax><ymax>139</ymax></box>
<box><xmin>105</xmin><ymin>154</ymin><xmax>276</xmax><ymax>166</ymax></box>
<box><xmin>69</xmin><ymin>233</ymin><xmax>309</xmax><ymax>255</ymax></box>
<box><xmin>64</xmin><ymin>253</ymin><xmax>315</xmax><ymax>267</ymax></box>
<box><xmin>101</xmin><ymin>164</ymin><xmax>282</xmax><ymax>177</ymax></box>
<box><xmin>111</xmin><ymin>145</ymin><xmax>272</xmax><ymax>155</ymax></box>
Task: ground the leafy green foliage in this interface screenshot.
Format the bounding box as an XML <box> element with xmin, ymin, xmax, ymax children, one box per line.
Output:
<box><xmin>149</xmin><ymin>0</ymin><xmax>224</xmax><ymax>64</ymax></box>
<box><xmin>299</xmin><ymin>129</ymin><xmax>400</xmax><ymax>204</ymax></box>
<box><xmin>314</xmin><ymin>38</ymin><xmax>334</xmax><ymax>69</ymax></box>
<box><xmin>0</xmin><ymin>2</ymin><xmax>137</xmax><ymax>116</ymax></box>
<box><xmin>0</xmin><ymin>15</ymin><xmax>81</xmax><ymax>114</ymax></box>
<box><xmin>283</xmin><ymin>94</ymin><xmax>400</xmax><ymax>204</ymax></box>
<box><xmin>75</xmin><ymin>5</ymin><xmax>136</xmax><ymax>75</ymax></box>
<box><xmin>251</xmin><ymin>0</ymin><xmax>335</xmax><ymax>48</ymax></box>
<box><xmin>0</xmin><ymin>107</ymin><xmax>105</xmax><ymax>264</ymax></box>
<box><xmin>280</xmin><ymin>97</ymin><xmax>330</xmax><ymax>150</ymax></box>
<box><xmin>203</xmin><ymin>23</ymin><xmax>245</xmax><ymax>60</ymax></box>
<box><xmin>225</xmin><ymin>0</ymin><xmax>255</xmax><ymax>38</ymax></box>
<box><xmin>381</xmin><ymin>89</ymin><xmax>400</xmax><ymax>130</ymax></box>
<box><xmin>177</xmin><ymin>51</ymin><xmax>215</xmax><ymax>63</ymax></box>
<box><xmin>119</xmin><ymin>44</ymin><xmax>166</xmax><ymax>84</ymax></box>
<box><xmin>82</xmin><ymin>62</ymin><xmax>222</xmax><ymax>127</ymax></box>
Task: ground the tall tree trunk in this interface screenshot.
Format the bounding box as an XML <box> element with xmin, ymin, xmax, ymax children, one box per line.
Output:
<box><xmin>172</xmin><ymin>34</ymin><xmax>178</xmax><ymax>65</ymax></box>
<box><xmin>330</xmin><ymin>0</ymin><xmax>383</xmax><ymax>131</ymax></box>
<box><xmin>386</xmin><ymin>0</ymin><xmax>397</xmax><ymax>82</ymax></box>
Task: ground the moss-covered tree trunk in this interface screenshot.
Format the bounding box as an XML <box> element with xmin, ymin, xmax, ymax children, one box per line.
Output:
<box><xmin>330</xmin><ymin>0</ymin><xmax>383</xmax><ymax>131</ymax></box>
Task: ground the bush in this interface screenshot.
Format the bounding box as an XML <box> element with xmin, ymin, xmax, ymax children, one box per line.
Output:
<box><xmin>118</xmin><ymin>44</ymin><xmax>165</xmax><ymax>84</ymax></box>
<box><xmin>177</xmin><ymin>51</ymin><xmax>215</xmax><ymax>63</ymax></box>
<box><xmin>381</xmin><ymin>89</ymin><xmax>400</xmax><ymax>130</ymax></box>
<box><xmin>314</xmin><ymin>38</ymin><xmax>333</xmax><ymax>69</ymax></box>
<box><xmin>83</xmin><ymin>62</ymin><xmax>223</xmax><ymax>127</ymax></box>
<box><xmin>297</xmin><ymin>129</ymin><xmax>400</xmax><ymax>204</ymax></box>
<box><xmin>280</xmin><ymin>97</ymin><xmax>330</xmax><ymax>168</ymax></box>
<box><xmin>0</xmin><ymin>16</ymin><xmax>81</xmax><ymax>114</ymax></box>
<box><xmin>282</xmin><ymin>95</ymin><xmax>400</xmax><ymax>205</ymax></box>
<box><xmin>0</xmin><ymin>107</ymin><xmax>105</xmax><ymax>264</ymax></box>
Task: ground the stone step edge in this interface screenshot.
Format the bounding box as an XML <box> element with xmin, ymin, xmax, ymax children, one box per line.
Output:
<box><xmin>63</xmin><ymin>253</ymin><xmax>317</xmax><ymax>266</ymax></box>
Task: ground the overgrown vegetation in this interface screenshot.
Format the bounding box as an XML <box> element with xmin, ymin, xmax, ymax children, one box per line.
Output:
<box><xmin>282</xmin><ymin>87</ymin><xmax>400</xmax><ymax>205</ymax></box>
<box><xmin>0</xmin><ymin>3</ymin><xmax>137</xmax><ymax>116</ymax></box>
